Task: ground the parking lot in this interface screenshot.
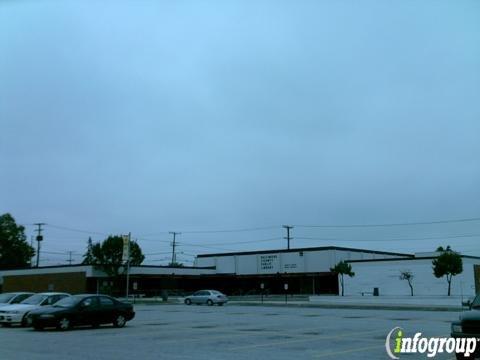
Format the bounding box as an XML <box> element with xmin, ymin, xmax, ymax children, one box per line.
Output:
<box><xmin>0</xmin><ymin>304</ymin><xmax>459</xmax><ymax>360</ymax></box>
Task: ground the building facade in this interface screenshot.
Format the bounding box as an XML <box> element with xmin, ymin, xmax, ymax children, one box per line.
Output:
<box><xmin>1</xmin><ymin>246</ymin><xmax>478</xmax><ymax>297</ymax></box>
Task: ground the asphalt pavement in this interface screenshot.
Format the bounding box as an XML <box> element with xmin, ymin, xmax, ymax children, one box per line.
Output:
<box><xmin>0</xmin><ymin>304</ymin><xmax>462</xmax><ymax>360</ymax></box>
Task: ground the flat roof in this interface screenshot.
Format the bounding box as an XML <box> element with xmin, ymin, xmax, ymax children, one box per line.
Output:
<box><xmin>347</xmin><ymin>254</ymin><xmax>480</xmax><ymax>263</ymax></box>
<box><xmin>0</xmin><ymin>264</ymin><xmax>215</xmax><ymax>271</ymax></box>
<box><xmin>196</xmin><ymin>246</ymin><xmax>413</xmax><ymax>258</ymax></box>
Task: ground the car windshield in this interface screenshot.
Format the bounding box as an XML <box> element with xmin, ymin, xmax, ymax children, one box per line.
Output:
<box><xmin>471</xmin><ymin>295</ymin><xmax>480</xmax><ymax>309</ymax></box>
<box><xmin>53</xmin><ymin>296</ymin><xmax>80</xmax><ymax>308</ymax></box>
<box><xmin>211</xmin><ymin>291</ymin><xmax>222</xmax><ymax>295</ymax></box>
<box><xmin>0</xmin><ymin>294</ymin><xmax>16</xmax><ymax>303</ymax></box>
<box><xmin>20</xmin><ymin>294</ymin><xmax>48</xmax><ymax>305</ymax></box>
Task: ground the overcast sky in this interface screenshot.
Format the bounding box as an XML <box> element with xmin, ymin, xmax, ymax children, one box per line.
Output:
<box><xmin>1</xmin><ymin>0</ymin><xmax>479</xmax><ymax>265</ymax></box>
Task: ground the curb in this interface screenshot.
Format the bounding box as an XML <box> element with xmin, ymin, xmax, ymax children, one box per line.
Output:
<box><xmin>227</xmin><ymin>301</ymin><xmax>462</xmax><ymax>312</ymax></box>
<box><xmin>130</xmin><ymin>300</ymin><xmax>463</xmax><ymax>312</ymax></box>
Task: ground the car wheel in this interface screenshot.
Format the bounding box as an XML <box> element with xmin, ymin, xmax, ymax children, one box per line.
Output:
<box><xmin>21</xmin><ymin>315</ymin><xmax>29</xmax><ymax>327</ymax></box>
<box><xmin>2</xmin><ymin>323</ymin><xmax>11</xmax><ymax>327</ymax></box>
<box><xmin>57</xmin><ymin>317</ymin><xmax>71</xmax><ymax>331</ymax></box>
<box><xmin>185</xmin><ymin>298</ymin><xmax>192</xmax><ymax>305</ymax></box>
<box><xmin>92</xmin><ymin>322</ymin><xmax>100</xmax><ymax>328</ymax></box>
<box><xmin>33</xmin><ymin>324</ymin><xmax>44</xmax><ymax>331</ymax></box>
<box><xmin>113</xmin><ymin>314</ymin><xmax>127</xmax><ymax>328</ymax></box>
<box><xmin>218</xmin><ymin>302</ymin><xmax>224</xmax><ymax>306</ymax></box>
<box><xmin>207</xmin><ymin>299</ymin><xmax>214</xmax><ymax>306</ymax></box>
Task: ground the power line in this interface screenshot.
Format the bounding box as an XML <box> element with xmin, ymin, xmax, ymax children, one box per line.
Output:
<box><xmin>295</xmin><ymin>233</ymin><xmax>480</xmax><ymax>242</ymax></box>
<box><xmin>45</xmin><ymin>224</ymin><xmax>109</xmax><ymax>236</ymax></box>
<box><xmin>176</xmin><ymin>242</ymin><xmax>235</xmax><ymax>252</ymax></box>
<box><xmin>200</xmin><ymin>237</ymin><xmax>282</xmax><ymax>246</ymax></box>
<box><xmin>42</xmin><ymin>250</ymin><xmax>80</xmax><ymax>255</ymax></box>
<box><xmin>294</xmin><ymin>216</ymin><xmax>480</xmax><ymax>228</ymax></box>
<box><xmin>180</xmin><ymin>226</ymin><xmax>280</xmax><ymax>234</ymax></box>
<box><xmin>144</xmin><ymin>251</ymin><xmax>172</xmax><ymax>256</ymax></box>
<box><xmin>140</xmin><ymin>226</ymin><xmax>280</xmax><ymax>237</ymax></box>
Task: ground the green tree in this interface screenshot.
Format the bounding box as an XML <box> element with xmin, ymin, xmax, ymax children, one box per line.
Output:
<box><xmin>82</xmin><ymin>235</ymin><xmax>145</xmax><ymax>277</ymax></box>
<box><xmin>0</xmin><ymin>213</ymin><xmax>35</xmax><ymax>269</ymax></box>
<box><xmin>330</xmin><ymin>261</ymin><xmax>355</xmax><ymax>296</ymax></box>
<box><xmin>432</xmin><ymin>246</ymin><xmax>463</xmax><ymax>296</ymax></box>
<box><xmin>399</xmin><ymin>270</ymin><xmax>414</xmax><ymax>296</ymax></box>
<box><xmin>82</xmin><ymin>237</ymin><xmax>95</xmax><ymax>265</ymax></box>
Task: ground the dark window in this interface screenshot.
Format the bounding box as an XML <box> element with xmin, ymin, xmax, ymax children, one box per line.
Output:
<box><xmin>51</xmin><ymin>295</ymin><xmax>68</xmax><ymax>304</ymax></box>
<box><xmin>99</xmin><ymin>297</ymin><xmax>114</xmax><ymax>306</ymax></box>
<box><xmin>12</xmin><ymin>294</ymin><xmax>32</xmax><ymax>304</ymax></box>
<box><xmin>44</xmin><ymin>296</ymin><xmax>56</xmax><ymax>305</ymax></box>
<box><xmin>80</xmin><ymin>297</ymin><xmax>97</xmax><ymax>308</ymax></box>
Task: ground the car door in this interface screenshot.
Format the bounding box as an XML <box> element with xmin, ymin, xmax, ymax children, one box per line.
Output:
<box><xmin>190</xmin><ymin>291</ymin><xmax>199</xmax><ymax>304</ymax></box>
<box><xmin>98</xmin><ymin>296</ymin><xmax>116</xmax><ymax>324</ymax></box>
<box><xmin>191</xmin><ymin>291</ymin><xmax>203</xmax><ymax>304</ymax></box>
<box><xmin>75</xmin><ymin>297</ymin><xmax>100</xmax><ymax>326</ymax></box>
<box><xmin>197</xmin><ymin>291</ymin><xmax>209</xmax><ymax>304</ymax></box>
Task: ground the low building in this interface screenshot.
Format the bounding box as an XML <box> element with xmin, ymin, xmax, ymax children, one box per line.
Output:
<box><xmin>193</xmin><ymin>246</ymin><xmax>412</xmax><ymax>294</ymax></box>
<box><xmin>344</xmin><ymin>252</ymin><xmax>480</xmax><ymax>297</ymax></box>
<box><xmin>1</xmin><ymin>246</ymin><xmax>478</xmax><ymax>297</ymax></box>
<box><xmin>0</xmin><ymin>264</ymin><xmax>216</xmax><ymax>296</ymax></box>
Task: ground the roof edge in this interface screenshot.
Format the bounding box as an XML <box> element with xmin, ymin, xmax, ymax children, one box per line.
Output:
<box><xmin>196</xmin><ymin>246</ymin><xmax>413</xmax><ymax>258</ymax></box>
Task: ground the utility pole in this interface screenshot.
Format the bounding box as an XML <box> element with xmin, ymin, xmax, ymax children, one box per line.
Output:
<box><xmin>30</xmin><ymin>236</ymin><xmax>34</xmax><ymax>267</ymax></box>
<box><xmin>169</xmin><ymin>232</ymin><xmax>181</xmax><ymax>265</ymax></box>
<box><xmin>282</xmin><ymin>225</ymin><xmax>294</xmax><ymax>250</ymax></box>
<box><xmin>34</xmin><ymin>223</ymin><xmax>45</xmax><ymax>267</ymax></box>
<box><xmin>124</xmin><ymin>233</ymin><xmax>131</xmax><ymax>301</ymax></box>
<box><xmin>67</xmin><ymin>251</ymin><xmax>73</xmax><ymax>265</ymax></box>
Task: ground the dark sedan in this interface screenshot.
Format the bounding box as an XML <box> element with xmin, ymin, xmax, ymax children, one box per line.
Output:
<box><xmin>451</xmin><ymin>294</ymin><xmax>480</xmax><ymax>359</ymax></box>
<box><xmin>26</xmin><ymin>294</ymin><xmax>135</xmax><ymax>330</ymax></box>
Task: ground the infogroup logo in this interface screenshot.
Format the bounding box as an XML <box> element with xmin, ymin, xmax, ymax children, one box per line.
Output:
<box><xmin>385</xmin><ymin>327</ymin><xmax>478</xmax><ymax>359</ymax></box>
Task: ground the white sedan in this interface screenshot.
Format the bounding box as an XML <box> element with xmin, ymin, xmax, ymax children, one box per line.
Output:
<box><xmin>0</xmin><ymin>292</ymin><xmax>70</xmax><ymax>327</ymax></box>
<box><xmin>184</xmin><ymin>290</ymin><xmax>228</xmax><ymax>306</ymax></box>
<box><xmin>0</xmin><ymin>292</ymin><xmax>34</xmax><ymax>307</ymax></box>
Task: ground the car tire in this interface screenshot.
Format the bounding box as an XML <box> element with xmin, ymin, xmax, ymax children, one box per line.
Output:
<box><xmin>2</xmin><ymin>323</ymin><xmax>11</xmax><ymax>327</ymax></box>
<box><xmin>57</xmin><ymin>317</ymin><xmax>71</xmax><ymax>331</ymax></box>
<box><xmin>113</xmin><ymin>314</ymin><xmax>127</xmax><ymax>328</ymax></box>
<box><xmin>218</xmin><ymin>303</ymin><xmax>224</xmax><ymax>306</ymax></box>
<box><xmin>33</xmin><ymin>325</ymin><xmax>44</xmax><ymax>331</ymax></box>
<box><xmin>207</xmin><ymin>299</ymin><xmax>214</xmax><ymax>306</ymax></box>
<box><xmin>185</xmin><ymin>298</ymin><xmax>192</xmax><ymax>305</ymax></box>
<box><xmin>21</xmin><ymin>315</ymin><xmax>29</xmax><ymax>327</ymax></box>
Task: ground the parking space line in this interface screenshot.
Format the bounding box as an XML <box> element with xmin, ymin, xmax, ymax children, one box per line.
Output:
<box><xmin>313</xmin><ymin>344</ymin><xmax>382</xmax><ymax>358</ymax></box>
<box><xmin>228</xmin><ymin>329</ymin><xmax>385</xmax><ymax>351</ymax></box>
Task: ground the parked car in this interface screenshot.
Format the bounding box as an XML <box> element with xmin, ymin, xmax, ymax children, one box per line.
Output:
<box><xmin>0</xmin><ymin>292</ymin><xmax>69</xmax><ymax>327</ymax></box>
<box><xmin>0</xmin><ymin>292</ymin><xmax>34</xmax><ymax>307</ymax></box>
<box><xmin>451</xmin><ymin>294</ymin><xmax>480</xmax><ymax>359</ymax></box>
<box><xmin>184</xmin><ymin>290</ymin><xmax>228</xmax><ymax>306</ymax></box>
<box><xmin>27</xmin><ymin>294</ymin><xmax>135</xmax><ymax>330</ymax></box>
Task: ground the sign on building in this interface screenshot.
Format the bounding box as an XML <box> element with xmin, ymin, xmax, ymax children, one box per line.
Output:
<box><xmin>122</xmin><ymin>235</ymin><xmax>130</xmax><ymax>263</ymax></box>
<box><xmin>259</xmin><ymin>254</ymin><xmax>279</xmax><ymax>273</ymax></box>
